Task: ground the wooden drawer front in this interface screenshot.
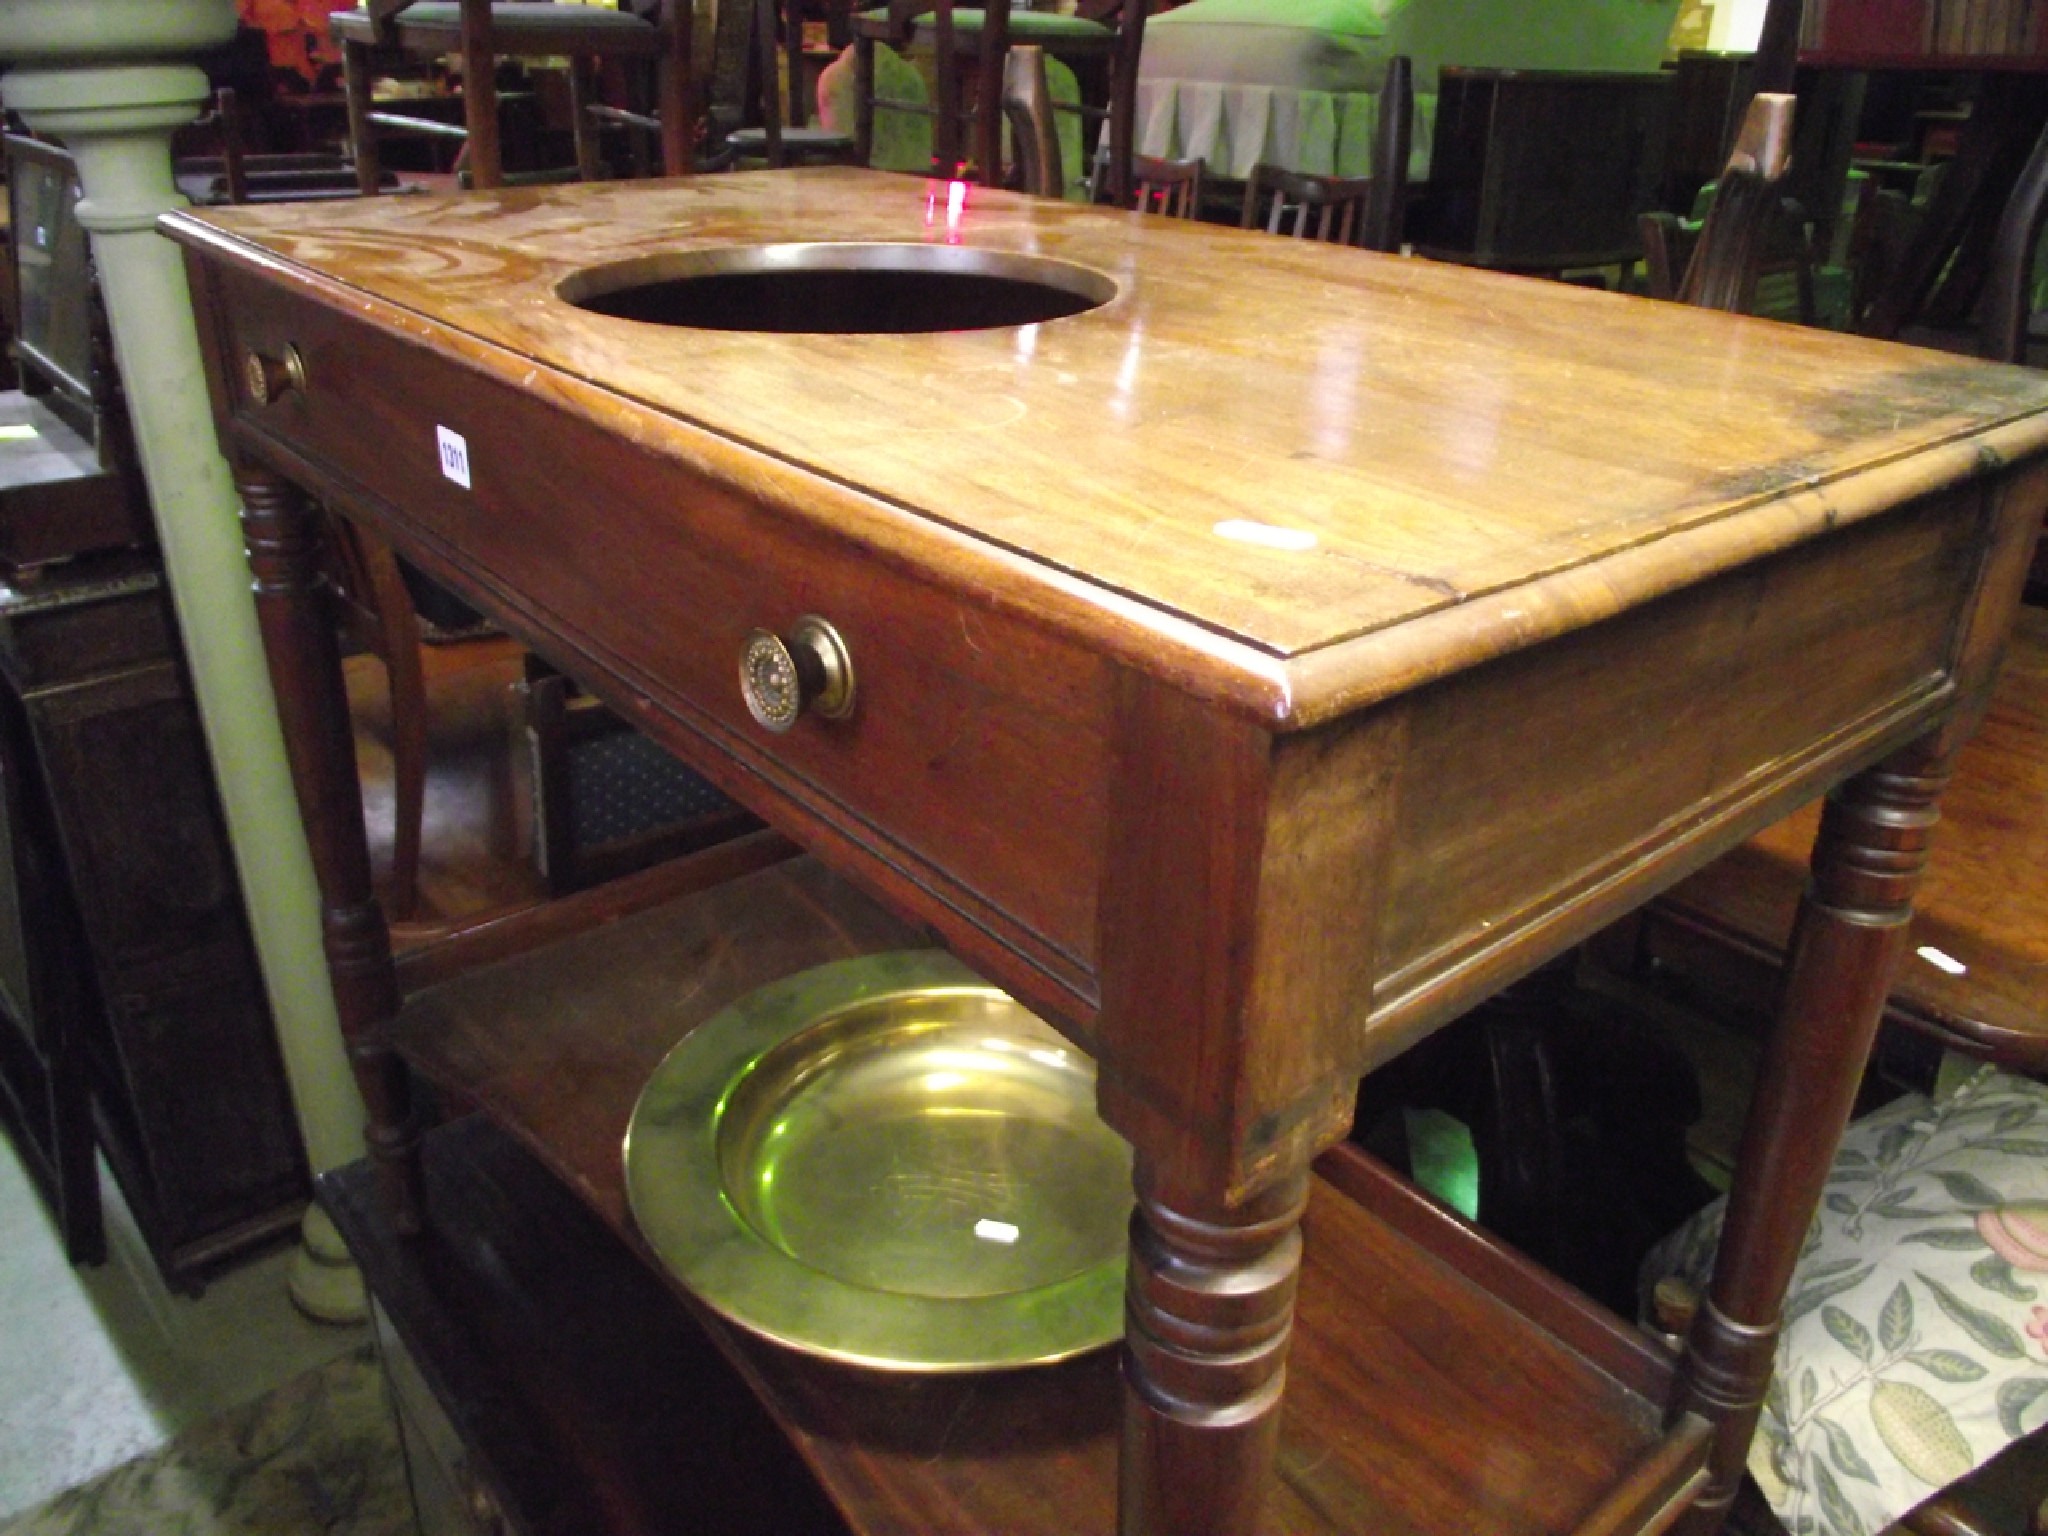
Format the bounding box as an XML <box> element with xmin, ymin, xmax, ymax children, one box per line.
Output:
<box><xmin>213</xmin><ymin>269</ymin><xmax>1113</xmax><ymax>1013</ymax></box>
<box><xmin>1372</xmin><ymin>485</ymin><xmax>1984</xmax><ymax>1036</ymax></box>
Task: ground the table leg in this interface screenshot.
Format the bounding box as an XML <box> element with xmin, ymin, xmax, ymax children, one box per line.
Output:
<box><xmin>1673</xmin><ymin>736</ymin><xmax>1955</xmax><ymax>1532</ymax></box>
<box><xmin>237</xmin><ymin>465</ymin><xmax>421</xmax><ymax>1232</ymax></box>
<box><xmin>1119</xmin><ymin>1158</ymin><xmax>1309</xmax><ymax>1536</ymax></box>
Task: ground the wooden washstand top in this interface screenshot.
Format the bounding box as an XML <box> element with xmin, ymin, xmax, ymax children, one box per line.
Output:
<box><xmin>167</xmin><ymin>167</ymin><xmax>2048</xmax><ymax>727</ymax></box>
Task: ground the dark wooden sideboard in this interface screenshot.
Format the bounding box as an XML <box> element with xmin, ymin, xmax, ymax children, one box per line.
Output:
<box><xmin>165</xmin><ymin>169</ymin><xmax>2048</xmax><ymax>1534</ymax></box>
<box><xmin>1406</xmin><ymin>68</ymin><xmax>1673</xmax><ymax>273</ymax></box>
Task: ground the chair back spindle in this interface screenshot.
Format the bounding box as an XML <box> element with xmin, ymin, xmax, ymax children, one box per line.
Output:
<box><xmin>1983</xmin><ymin>119</ymin><xmax>2048</xmax><ymax>366</ymax></box>
<box><xmin>1002</xmin><ymin>46</ymin><xmax>1063</xmax><ymax>199</ymax></box>
<box><xmin>1236</xmin><ymin>56</ymin><xmax>1410</xmax><ymax>251</ymax></box>
<box><xmin>1676</xmin><ymin>91</ymin><xmax>1797</xmax><ymax>314</ymax></box>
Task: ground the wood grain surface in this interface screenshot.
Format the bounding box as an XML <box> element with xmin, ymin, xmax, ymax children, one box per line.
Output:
<box><xmin>166</xmin><ymin>168</ymin><xmax>2048</xmax><ymax>722</ymax></box>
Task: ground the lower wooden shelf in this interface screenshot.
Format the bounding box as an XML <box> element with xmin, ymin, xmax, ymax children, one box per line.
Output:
<box><xmin>342</xmin><ymin>851</ymin><xmax>1707</xmax><ymax>1536</ymax></box>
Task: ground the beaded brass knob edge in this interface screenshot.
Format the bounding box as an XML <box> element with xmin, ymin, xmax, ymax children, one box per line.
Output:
<box><xmin>243</xmin><ymin>343</ymin><xmax>307</xmax><ymax>405</ymax></box>
<box><xmin>739</xmin><ymin>616</ymin><xmax>855</xmax><ymax>733</ymax></box>
<box><xmin>741</xmin><ymin>629</ymin><xmax>803</xmax><ymax>733</ymax></box>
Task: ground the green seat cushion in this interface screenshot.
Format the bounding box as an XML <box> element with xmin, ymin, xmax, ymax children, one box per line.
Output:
<box><xmin>858</xmin><ymin>6</ymin><xmax>1111</xmax><ymax>40</ymax></box>
<box><xmin>1147</xmin><ymin>0</ymin><xmax>1396</xmax><ymax>35</ymax></box>
<box><xmin>344</xmin><ymin>3</ymin><xmax>654</xmax><ymax>33</ymax></box>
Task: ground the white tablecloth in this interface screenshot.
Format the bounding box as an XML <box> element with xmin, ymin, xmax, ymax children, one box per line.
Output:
<box><xmin>1135</xmin><ymin>0</ymin><xmax>1685</xmax><ymax>182</ymax></box>
<box><xmin>1135</xmin><ymin>0</ymin><xmax>1431</xmax><ymax>180</ymax></box>
<box><xmin>1135</xmin><ymin>70</ymin><xmax>1435</xmax><ymax>180</ymax></box>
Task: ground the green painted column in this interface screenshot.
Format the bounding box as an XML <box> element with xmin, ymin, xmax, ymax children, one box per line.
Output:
<box><xmin>0</xmin><ymin>2</ymin><xmax>367</xmax><ymax>1321</ymax></box>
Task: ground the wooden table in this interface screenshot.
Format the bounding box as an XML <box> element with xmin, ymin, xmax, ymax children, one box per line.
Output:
<box><xmin>163</xmin><ymin>167</ymin><xmax>2048</xmax><ymax>1535</ymax></box>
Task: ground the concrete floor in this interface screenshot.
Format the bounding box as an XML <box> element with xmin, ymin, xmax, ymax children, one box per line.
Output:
<box><xmin>0</xmin><ymin>1136</ymin><xmax>366</xmax><ymax>1522</ymax></box>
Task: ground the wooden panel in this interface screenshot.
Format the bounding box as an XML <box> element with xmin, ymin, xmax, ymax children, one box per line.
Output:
<box><xmin>214</xmin><ymin>265</ymin><xmax>1116</xmax><ymax>1017</ymax></box>
<box><xmin>1369</xmin><ymin>488</ymin><xmax>1983</xmax><ymax>1047</ymax></box>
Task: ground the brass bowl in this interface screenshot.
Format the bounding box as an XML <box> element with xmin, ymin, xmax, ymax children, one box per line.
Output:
<box><xmin>624</xmin><ymin>951</ymin><xmax>1132</xmax><ymax>1372</ymax></box>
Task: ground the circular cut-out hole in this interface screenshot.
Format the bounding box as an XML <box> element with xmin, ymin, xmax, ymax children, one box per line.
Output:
<box><xmin>559</xmin><ymin>242</ymin><xmax>1116</xmax><ymax>333</ymax></box>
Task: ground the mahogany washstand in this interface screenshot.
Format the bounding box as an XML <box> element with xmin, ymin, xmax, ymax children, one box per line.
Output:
<box><xmin>164</xmin><ymin>168</ymin><xmax>2048</xmax><ymax>1536</ymax></box>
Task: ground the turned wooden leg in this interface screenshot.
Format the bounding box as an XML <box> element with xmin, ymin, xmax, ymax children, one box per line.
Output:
<box><xmin>1119</xmin><ymin>1158</ymin><xmax>1308</xmax><ymax>1536</ymax></box>
<box><xmin>238</xmin><ymin>466</ymin><xmax>422</xmax><ymax>1232</ymax></box>
<box><xmin>1674</xmin><ymin>737</ymin><xmax>1955</xmax><ymax>1533</ymax></box>
<box><xmin>341</xmin><ymin>42</ymin><xmax>382</xmax><ymax>198</ymax></box>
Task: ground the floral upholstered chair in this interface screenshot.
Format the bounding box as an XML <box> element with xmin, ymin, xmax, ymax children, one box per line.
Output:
<box><xmin>1645</xmin><ymin>1065</ymin><xmax>2048</xmax><ymax>1536</ymax></box>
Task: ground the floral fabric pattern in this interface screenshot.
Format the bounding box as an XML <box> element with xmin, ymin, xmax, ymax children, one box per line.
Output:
<box><xmin>1644</xmin><ymin>1066</ymin><xmax>2048</xmax><ymax>1536</ymax></box>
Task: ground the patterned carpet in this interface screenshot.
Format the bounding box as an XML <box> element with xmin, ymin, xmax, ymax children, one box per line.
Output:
<box><xmin>0</xmin><ymin>1346</ymin><xmax>411</xmax><ymax>1536</ymax></box>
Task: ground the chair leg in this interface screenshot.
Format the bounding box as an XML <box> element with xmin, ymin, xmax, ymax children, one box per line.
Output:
<box><xmin>754</xmin><ymin>0</ymin><xmax>787</xmax><ymax>167</ymax></box>
<box><xmin>931</xmin><ymin>20</ymin><xmax>963</xmax><ymax>176</ymax></box>
<box><xmin>853</xmin><ymin>36</ymin><xmax>876</xmax><ymax>168</ymax></box>
<box><xmin>784</xmin><ymin>0</ymin><xmax>809</xmax><ymax>127</ymax></box>
<box><xmin>358</xmin><ymin>531</ymin><xmax>428</xmax><ymax>922</ymax></box>
<box><xmin>458</xmin><ymin>0</ymin><xmax>504</xmax><ymax>189</ymax></box>
<box><xmin>343</xmin><ymin>41</ymin><xmax>383</xmax><ymax>197</ymax></box>
<box><xmin>658</xmin><ymin>0</ymin><xmax>695</xmax><ymax>176</ymax></box>
<box><xmin>384</xmin><ymin>643</ymin><xmax>426</xmax><ymax>924</ymax></box>
<box><xmin>568</xmin><ymin>56</ymin><xmax>605</xmax><ymax>181</ymax></box>
<box><xmin>971</xmin><ymin>27</ymin><xmax>1006</xmax><ymax>186</ymax></box>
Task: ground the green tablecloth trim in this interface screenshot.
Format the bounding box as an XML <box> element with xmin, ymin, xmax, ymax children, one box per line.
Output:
<box><xmin>1147</xmin><ymin>0</ymin><xmax>1401</xmax><ymax>35</ymax></box>
<box><xmin>855</xmin><ymin>6</ymin><xmax>1111</xmax><ymax>39</ymax></box>
<box><xmin>343</xmin><ymin>2</ymin><xmax>655</xmax><ymax>31</ymax></box>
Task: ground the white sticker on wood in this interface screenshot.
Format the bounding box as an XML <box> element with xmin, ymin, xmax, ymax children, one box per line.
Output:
<box><xmin>436</xmin><ymin>424</ymin><xmax>472</xmax><ymax>489</ymax></box>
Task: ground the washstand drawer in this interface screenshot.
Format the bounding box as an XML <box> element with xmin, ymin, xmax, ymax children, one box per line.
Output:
<box><xmin>207</xmin><ymin>267</ymin><xmax>1116</xmax><ymax>1012</ymax></box>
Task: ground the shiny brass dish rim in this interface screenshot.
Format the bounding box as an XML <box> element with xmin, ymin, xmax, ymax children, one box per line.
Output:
<box><xmin>623</xmin><ymin>950</ymin><xmax>1132</xmax><ymax>1373</ymax></box>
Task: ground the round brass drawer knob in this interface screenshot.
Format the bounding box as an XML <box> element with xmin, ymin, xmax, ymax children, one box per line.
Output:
<box><xmin>243</xmin><ymin>343</ymin><xmax>307</xmax><ymax>405</ymax></box>
<box><xmin>739</xmin><ymin>616</ymin><xmax>855</xmax><ymax>733</ymax></box>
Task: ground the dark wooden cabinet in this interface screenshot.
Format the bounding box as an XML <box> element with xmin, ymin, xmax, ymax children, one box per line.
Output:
<box><xmin>0</xmin><ymin>552</ymin><xmax>306</xmax><ymax>1288</ymax></box>
<box><xmin>0</xmin><ymin>133</ymin><xmax>305</xmax><ymax>1289</ymax></box>
<box><xmin>328</xmin><ymin>1114</ymin><xmax>850</xmax><ymax>1536</ymax></box>
<box><xmin>1406</xmin><ymin>68</ymin><xmax>1672</xmax><ymax>272</ymax></box>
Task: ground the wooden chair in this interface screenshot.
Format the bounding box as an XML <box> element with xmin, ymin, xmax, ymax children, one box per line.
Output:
<box><xmin>1241</xmin><ymin>165</ymin><xmax>1379</xmax><ymax>245</ymax></box>
<box><xmin>331</xmin><ymin>0</ymin><xmax>697</xmax><ymax>193</ymax></box>
<box><xmin>724</xmin><ymin>0</ymin><xmax>859</xmax><ymax>167</ymax></box>
<box><xmin>1988</xmin><ymin>121</ymin><xmax>2048</xmax><ymax>599</ymax></box>
<box><xmin>1983</xmin><ymin>119</ymin><xmax>2048</xmax><ymax>369</ymax></box>
<box><xmin>174</xmin><ymin>89</ymin><xmax>402</xmax><ymax>206</ymax></box>
<box><xmin>1639</xmin><ymin>99</ymin><xmax>1818</xmax><ymax>321</ymax></box>
<box><xmin>848</xmin><ymin>0</ymin><xmax>1146</xmax><ymax>199</ymax></box>
<box><xmin>1638</xmin><ymin>91</ymin><xmax>1798</xmax><ymax>315</ymax></box>
<box><xmin>1090</xmin><ymin>147</ymin><xmax>1203</xmax><ymax>218</ymax></box>
<box><xmin>321</xmin><ymin>516</ymin><xmax>437</xmax><ymax>922</ymax></box>
<box><xmin>999</xmin><ymin>45</ymin><xmax>1062</xmax><ymax>199</ymax></box>
<box><xmin>1236</xmin><ymin>56</ymin><xmax>1411</xmax><ymax>253</ymax></box>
